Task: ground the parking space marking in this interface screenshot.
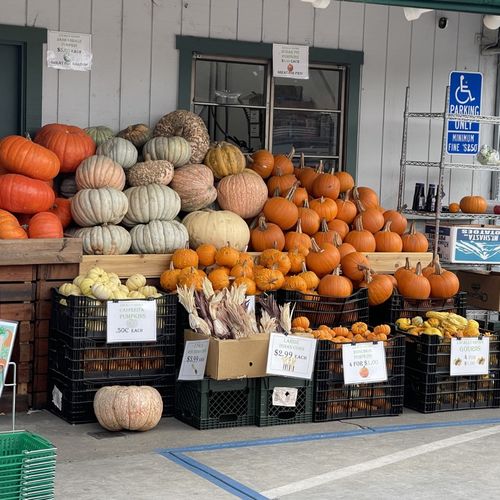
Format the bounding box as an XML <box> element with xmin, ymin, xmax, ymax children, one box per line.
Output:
<box><xmin>261</xmin><ymin>424</ymin><xmax>500</xmax><ymax>498</ymax></box>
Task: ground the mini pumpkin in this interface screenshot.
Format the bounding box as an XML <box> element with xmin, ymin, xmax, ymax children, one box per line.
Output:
<box><xmin>292</xmin><ymin>316</ymin><xmax>310</xmax><ymax>330</ymax></box>
<box><xmin>160</xmin><ymin>263</ymin><xmax>182</xmax><ymax>292</ymax></box>
<box><xmin>172</xmin><ymin>246</ymin><xmax>199</xmax><ymax>269</ymax></box>
<box><xmin>215</xmin><ymin>243</ymin><xmax>240</xmax><ymax>268</ymax></box>
<box><xmin>282</xmin><ymin>275</ymin><xmax>308</xmax><ymax>292</ymax></box>
<box><xmin>318</xmin><ymin>267</ymin><xmax>353</xmax><ymax>298</ymax></box>
<box><xmin>254</xmin><ymin>267</ymin><xmax>285</xmax><ymax>292</ymax></box>
<box><xmin>234</xmin><ymin>276</ymin><xmax>257</xmax><ymax>295</ymax></box>
<box><xmin>208</xmin><ymin>267</ymin><xmax>231</xmax><ymax>290</ymax></box>
<box><xmin>196</xmin><ymin>244</ymin><xmax>217</xmax><ymax>267</ymax></box>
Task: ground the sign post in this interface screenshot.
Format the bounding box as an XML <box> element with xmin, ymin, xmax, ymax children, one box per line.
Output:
<box><xmin>447</xmin><ymin>71</ymin><xmax>483</xmax><ymax>155</ymax></box>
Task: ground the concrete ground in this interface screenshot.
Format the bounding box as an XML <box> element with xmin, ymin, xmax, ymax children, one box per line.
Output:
<box><xmin>1</xmin><ymin>409</ymin><xmax>500</xmax><ymax>499</ymax></box>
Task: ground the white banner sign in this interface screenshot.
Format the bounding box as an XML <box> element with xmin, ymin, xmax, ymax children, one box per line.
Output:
<box><xmin>178</xmin><ymin>339</ymin><xmax>210</xmax><ymax>381</ymax></box>
<box><xmin>273</xmin><ymin>43</ymin><xmax>309</xmax><ymax>79</ymax></box>
<box><xmin>107</xmin><ymin>300</ymin><xmax>157</xmax><ymax>343</ymax></box>
<box><xmin>450</xmin><ymin>337</ymin><xmax>490</xmax><ymax>376</ymax></box>
<box><xmin>47</xmin><ymin>30</ymin><xmax>92</xmax><ymax>71</ymax></box>
<box><xmin>342</xmin><ymin>342</ymin><xmax>388</xmax><ymax>385</ymax></box>
<box><xmin>266</xmin><ymin>333</ymin><xmax>317</xmax><ymax>379</ymax></box>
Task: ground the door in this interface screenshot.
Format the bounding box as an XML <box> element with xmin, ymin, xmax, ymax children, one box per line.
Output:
<box><xmin>0</xmin><ymin>42</ymin><xmax>22</xmax><ymax>136</ymax></box>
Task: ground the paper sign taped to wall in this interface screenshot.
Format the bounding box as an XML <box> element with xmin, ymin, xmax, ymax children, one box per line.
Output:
<box><xmin>47</xmin><ymin>30</ymin><xmax>92</xmax><ymax>71</ymax></box>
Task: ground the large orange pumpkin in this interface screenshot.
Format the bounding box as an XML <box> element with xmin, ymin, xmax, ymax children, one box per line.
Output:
<box><xmin>401</xmin><ymin>222</ymin><xmax>429</xmax><ymax>252</ymax></box>
<box><xmin>311</xmin><ymin>164</ymin><xmax>340</xmax><ymax>200</ymax></box>
<box><xmin>318</xmin><ymin>267</ymin><xmax>353</xmax><ymax>297</ymax></box>
<box><xmin>28</xmin><ymin>211</ymin><xmax>64</xmax><ymax>239</ymax></box>
<box><xmin>396</xmin><ymin>262</ymin><xmax>430</xmax><ymax>300</ymax></box>
<box><xmin>263</xmin><ymin>188</ymin><xmax>299</xmax><ymax>230</ymax></box>
<box><xmin>0</xmin><ymin>209</ymin><xmax>28</xmax><ymax>239</ymax></box>
<box><xmin>35</xmin><ymin>123</ymin><xmax>96</xmax><ymax>173</ymax></box>
<box><xmin>250</xmin><ymin>216</ymin><xmax>285</xmax><ymax>251</ymax></box>
<box><xmin>344</xmin><ymin>217</ymin><xmax>376</xmax><ymax>252</ymax></box>
<box><xmin>0</xmin><ymin>173</ymin><xmax>55</xmax><ymax>214</ymax></box>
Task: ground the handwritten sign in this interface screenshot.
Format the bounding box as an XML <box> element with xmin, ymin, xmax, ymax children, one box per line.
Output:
<box><xmin>450</xmin><ymin>337</ymin><xmax>490</xmax><ymax>376</ymax></box>
<box><xmin>342</xmin><ymin>342</ymin><xmax>388</xmax><ymax>385</ymax></box>
<box><xmin>47</xmin><ymin>30</ymin><xmax>92</xmax><ymax>71</ymax></box>
<box><xmin>272</xmin><ymin>387</ymin><xmax>298</xmax><ymax>407</ymax></box>
<box><xmin>273</xmin><ymin>43</ymin><xmax>309</xmax><ymax>80</ymax></box>
<box><xmin>0</xmin><ymin>320</ymin><xmax>18</xmax><ymax>398</ymax></box>
<box><xmin>107</xmin><ymin>300</ymin><xmax>157</xmax><ymax>343</ymax></box>
<box><xmin>266</xmin><ymin>333</ymin><xmax>317</xmax><ymax>379</ymax></box>
<box><xmin>178</xmin><ymin>339</ymin><xmax>210</xmax><ymax>381</ymax></box>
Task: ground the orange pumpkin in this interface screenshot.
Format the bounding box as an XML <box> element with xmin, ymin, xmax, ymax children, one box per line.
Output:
<box><xmin>208</xmin><ymin>267</ymin><xmax>231</xmax><ymax>290</ymax></box>
<box><xmin>299</xmin><ymin>263</ymin><xmax>320</xmax><ymax>290</ymax></box>
<box><xmin>0</xmin><ymin>209</ymin><xmax>28</xmax><ymax>239</ymax></box>
<box><xmin>335</xmin><ymin>190</ymin><xmax>357</xmax><ymax>224</ymax></box>
<box><xmin>172</xmin><ymin>246</ymin><xmax>199</xmax><ymax>269</ymax></box>
<box><xmin>287</xmin><ymin>184</ymin><xmax>309</xmax><ymax>207</ymax></box>
<box><xmin>282</xmin><ymin>275</ymin><xmax>308</xmax><ymax>292</ymax></box>
<box><xmin>327</xmin><ymin>219</ymin><xmax>350</xmax><ymax>240</ymax></box>
<box><xmin>353</xmin><ymin>186</ymin><xmax>379</xmax><ymax>209</ymax></box>
<box><xmin>196</xmin><ymin>243</ymin><xmax>217</xmax><ymax>267</ymax></box>
<box><xmin>296</xmin><ymin>154</ymin><xmax>321</xmax><ymax>192</ymax></box>
<box><xmin>305</xmin><ymin>239</ymin><xmax>341</xmax><ymax>278</ymax></box>
<box><xmin>401</xmin><ymin>222</ymin><xmax>429</xmax><ymax>252</ymax></box>
<box><xmin>394</xmin><ymin>257</ymin><xmax>415</xmax><ymax>282</ymax></box>
<box><xmin>334</xmin><ymin>171</ymin><xmax>355</xmax><ymax>193</ymax></box>
<box><xmin>233</xmin><ymin>276</ymin><xmax>257</xmax><ymax>295</ymax></box>
<box><xmin>360</xmin><ymin>269</ymin><xmax>394</xmax><ymax>306</ymax></box>
<box><xmin>48</xmin><ymin>197</ymin><xmax>72</xmax><ymax>229</ymax></box>
<box><xmin>318</xmin><ymin>267</ymin><xmax>353</xmax><ymax>298</ymax></box>
<box><xmin>354</xmin><ymin>198</ymin><xmax>385</xmax><ymax>234</ymax></box>
<box><xmin>313</xmin><ymin>218</ymin><xmax>339</xmax><ymax>246</ymax></box>
<box><xmin>383</xmin><ymin>209</ymin><xmax>407</xmax><ymax>235</ymax></box>
<box><xmin>254</xmin><ymin>267</ymin><xmax>285</xmax><ymax>292</ymax></box>
<box><xmin>309</xmin><ymin>196</ymin><xmax>338</xmax><ymax>222</ymax></box>
<box><xmin>285</xmin><ymin>218</ymin><xmax>312</xmax><ymax>252</ymax></box>
<box><xmin>311</xmin><ymin>162</ymin><xmax>340</xmax><ymax>200</ymax></box>
<box><xmin>448</xmin><ymin>202</ymin><xmax>460</xmax><ymax>213</ymax></box>
<box><xmin>250</xmin><ymin>216</ymin><xmax>285</xmax><ymax>252</ymax></box>
<box><xmin>27</xmin><ymin>211</ymin><xmax>63</xmax><ymax>239</ymax></box>
<box><xmin>288</xmin><ymin>248</ymin><xmax>306</xmax><ymax>273</ymax></box>
<box><xmin>374</xmin><ymin>221</ymin><xmax>403</xmax><ymax>252</ymax></box>
<box><xmin>160</xmin><ymin>262</ymin><xmax>182</xmax><ymax>292</ymax></box>
<box><xmin>263</xmin><ymin>187</ymin><xmax>299</xmax><ymax>230</ymax></box>
<box><xmin>297</xmin><ymin>199</ymin><xmax>321</xmax><ymax>235</ymax></box>
<box><xmin>333</xmin><ymin>232</ymin><xmax>356</xmax><ymax>259</ymax></box>
<box><xmin>215</xmin><ymin>243</ymin><xmax>240</xmax><ymax>267</ymax></box>
<box><xmin>396</xmin><ymin>262</ymin><xmax>430</xmax><ymax>299</ymax></box>
<box><xmin>267</xmin><ymin>168</ymin><xmax>297</xmax><ymax>196</ymax></box>
<box><xmin>344</xmin><ymin>217</ymin><xmax>376</xmax><ymax>252</ymax></box>
<box><xmin>426</xmin><ymin>261</ymin><xmax>460</xmax><ymax>299</ymax></box>
<box><xmin>340</xmin><ymin>252</ymin><xmax>370</xmax><ymax>282</ymax></box>
<box><xmin>292</xmin><ymin>316</ymin><xmax>310</xmax><ymax>330</ymax></box>
<box><xmin>459</xmin><ymin>195</ymin><xmax>487</xmax><ymax>214</ymax></box>
<box><xmin>249</xmin><ymin>149</ymin><xmax>274</xmax><ymax>179</ymax></box>
<box><xmin>272</xmin><ymin>147</ymin><xmax>295</xmax><ymax>176</ymax></box>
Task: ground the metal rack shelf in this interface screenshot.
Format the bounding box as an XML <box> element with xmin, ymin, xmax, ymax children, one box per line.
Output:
<box><xmin>402</xmin><ymin>209</ymin><xmax>500</xmax><ymax>220</ymax></box>
<box><xmin>405</xmin><ymin>160</ymin><xmax>500</xmax><ymax>172</ymax></box>
<box><xmin>407</xmin><ymin>111</ymin><xmax>500</xmax><ymax>125</ymax></box>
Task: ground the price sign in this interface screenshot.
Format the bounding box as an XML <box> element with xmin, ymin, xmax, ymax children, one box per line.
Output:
<box><xmin>273</xmin><ymin>43</ymin><xmax>309</xmax><ymax>80</ymax></box>
<box><xmin>266</xmin><ymin>333</ymin><xmax>317</xmax><ymax>379</ymax></box>
<box><xmin>107</xmin><ymin>300</ymin><xmax>157</xmax><ymax>343</ymax></box>
<box><xmin>342</xmin><ymin>342</ymin><xmax>388</xmax><ymax>385</ymax></box>
<box><xmin>450</xmin><ymin>337</ymin><xmax>490</xmax><ymax>376</ymax></box>
<box><xmin>178</xmin><ymin>339</ymin><xmax>210</xmax><ymax>381</ymax></box>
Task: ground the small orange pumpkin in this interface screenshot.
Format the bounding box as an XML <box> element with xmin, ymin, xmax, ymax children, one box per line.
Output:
<box><xmin>215</xmin><ymin>243</ymin><xmax>240</xmax><ymax>267</ymax></box>
<box><xmin>196</xmin><ymin>243</ymin><xmax>217</xmax><ymax>267</ymax></box>
<box><xmin>172</xmin><ymin>246</ymin><xmax>199</xmax><ymax>269</ymax></box>
<box><xmin>318</xmin><ymin>267</ymin><xmax>353</xmax><ymax>298</ymax></box>
<box><xmin>160</xmin><ymin>262</ymin><xmax>182</xmax><ymax>292</ymax></box>
<box><xmin>401</xmin><ymin>222</ymin><xmax>429</xmax><ymax>252</ymax></box>
<box><xmin>374</xmin><ymin>221</ymin><xmax>403</xmax><ymax>252</ymax></box>
<box><xmin>292</xmin><ymin>316</ymin><xmax>310</xmax><ymax>330</ymax></box>
<box><xmin>396</xmin><ymin>262</ymin><xmax>430</xmax><ymax>299</ymax></box>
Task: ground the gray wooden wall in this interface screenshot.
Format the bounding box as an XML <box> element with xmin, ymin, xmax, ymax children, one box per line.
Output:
<box><xmin>1</xmin><ymin>0</ymin><xmax>496</xmax><ymax>206</ymax></box>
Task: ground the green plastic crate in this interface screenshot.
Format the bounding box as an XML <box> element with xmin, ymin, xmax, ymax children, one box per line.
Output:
<box><xmin>0</xmin><ymin>431</ymin><xmax>56</xmax><ymax>499</ymax></box>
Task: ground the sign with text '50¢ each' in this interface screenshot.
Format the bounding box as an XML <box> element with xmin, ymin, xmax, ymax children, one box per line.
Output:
<box><xmin>178</xmin><ymin>339</ymin><xmax>210</xmax><ymax>381</ymax></box>
<box><xmin>266</xmin><ymin>333</ymin><xmax>317</xmax><ymax>380</ymax></box>
<box><xmin>107</xmin><ymin>300</ymin><xmax>157</xmax><ymax>343</ymax></box>
<box><xmin>450</xmin><ymin>337</ymin><xmax>490</xmax><ymax>376</ymax></box>
<box><xmin>342</xmin><ymin>342</ymin><xmax>388</xmax><ymax>385</ymax></box>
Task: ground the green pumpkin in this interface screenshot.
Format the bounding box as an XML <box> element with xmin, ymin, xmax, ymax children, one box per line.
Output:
<box><xmin>84</xmin><ymin>126</ymin><xmax>115</xmax><ymax>147</ymax></box>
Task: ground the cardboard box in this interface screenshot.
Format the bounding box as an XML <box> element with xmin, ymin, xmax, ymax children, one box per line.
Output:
<box><xmin>426</xmin><ymin>224</ymin><xmax>500</xmax><ymax>264</ymax></box>
<box><xmin>184</xmin><ymin>330</ymin><xmax>270</xmax><ymax>380</ymax></box>
<box><xmin>457</xmin><ymin>270</ymin><xmax>500</xmax><ymax>311</ymax></box>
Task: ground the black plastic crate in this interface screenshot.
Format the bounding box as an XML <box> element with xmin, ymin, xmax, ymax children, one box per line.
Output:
<box><xmin>403</xmin><ymin>331</ymin><xmax>500</xmax><ymax>375</ymax></box>
<box><xmin>314</xmin><ymin>375</ymin><xmax>404</xmax><ymax>422</ymax></box>
<box><xmin>255</xmin><ymin>376</ymin><xmax>313</xmax><ymax>427</ymax></box>
<box><xmin>175</xmin><ymin>378</ymin><xmax>256</xmax><ymax>430</ymax></box>
<box><xmin>404</xmin><ymin>367</ymin><xmax>500</xmax><ymax>413</ymax></box>
<box><xmin>47</xmin><ymin>370</ymin><xmax>175</xmax><ymax>424</ymax></box>
<box><xmin>370</xmin><ymin>291</ymin><xmax>467</xmax><ymax>326</ymax></box>
<box><xmin>51</xmin><ymin>289</ymin><xmax>177</xmax><ymax>341</ymax></box>
<box><xmin>315</xmin><ymin>334</ymin><xmax>406</xmax><ymax>383</ymax></box>
<box><xmin>277</xmin><ymin>288</ymin><xmax>368</xmax><ymax>328</ymax></box>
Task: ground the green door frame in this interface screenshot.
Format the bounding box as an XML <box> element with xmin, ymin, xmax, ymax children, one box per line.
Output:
<box><xmin>0</xmin><ymin>24</ymin><xmax>46</xmax><ymax>136</ymax></box>
<box><xmin>345</xmin><ymin>0</ymin><xmax>500</xmax><ymax>14</ymax></box>
<box><xmin>176</xmin><ymin>36</ymin><xmax>364</xmax><ymax>179</ymax></box>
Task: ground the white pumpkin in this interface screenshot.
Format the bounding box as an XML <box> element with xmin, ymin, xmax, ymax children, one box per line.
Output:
<box><xmin>138</xmin><ymin>285</ymin><xmax>158</xmax><ymax>297</ymax></box>
<box><xmin>92</xmin><ymin>283</ymin><xmax>113</xmax><ymax>301</ymax></box>
<box><xmin>182</xmin><ymin>209</ymin><xmax>250</xmax><ymax>250</ymax></box>
<box><xmin>128</xmin><ymin>291</ymin><xmax>146</xmax><ymax>299</ymax></box>
<box><xmin>111</xmin><ymin>290</ymin><xmax>129</xmax><ymax>300</ymax></box>
<box><xmin>59</xmin><ymin>283</ymin><xmax>80</xmax><ymax>296</ymax></box>
<box><xmin>73</xmin><ymin>275</ymin><xmax>86</xmax><ymax>288</ymax></box>
<box><xmin>122</xmin><ymin>184</ymin><xmax>181</xmax><ymax>227</ymax></box>
<box><xmin>142</xmin><ymin>136</ymin><xmax>191</xmax><ymax>167</ymax></box>
<box><xmin>96</xmin><ymin>137</ymin><xmax>138</xmax><ymax>169</ymax></box>
<box><xmin>75</xmin><ymin>225</ymin><xmax>132</xmax><ymax>255</ymax></box>
<box><xmin>86</xmin><ymin>267</ymin><xmax>109</xmax><ymax>283</ymax></box>
<box><xmin>93</xmin><ymin>386</ymin><xmax>163</xmax><ymax>432</ymax></box>
<box><xmin>129</xmin><ymin>220</ymin><xmax>189</xmax><ymax>254</ymax></box>
<box><xmin>126</xmin><ymin>274</ymin><xmax>147</xmax><ymax>291</ymax></box>
<box><xmin>71</xmin><ymin>188</ymin><xmax>129</xmax><ymax>227</ymax></box>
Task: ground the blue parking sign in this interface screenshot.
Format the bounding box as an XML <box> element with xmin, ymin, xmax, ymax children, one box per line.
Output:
<box><xmin>447</xmin><ymin>71</ymin><xmax>482</xmax><ymax>155</ymax></box>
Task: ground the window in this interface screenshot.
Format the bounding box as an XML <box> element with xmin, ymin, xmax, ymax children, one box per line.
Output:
<box><xmin>176</xmin><ymin>36</ymin><xmax>363</xmax><ymax>178</ymax></box>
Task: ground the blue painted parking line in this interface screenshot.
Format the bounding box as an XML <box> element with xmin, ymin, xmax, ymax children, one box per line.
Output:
<box><xmin>158</xmin><ymin>416</ymin><xmax>500</xmax><ymax>499</ymax></box>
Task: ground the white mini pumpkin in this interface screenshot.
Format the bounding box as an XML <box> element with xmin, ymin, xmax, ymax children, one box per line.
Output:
<box><xmin>126</xmin><ymin>274</ymin><xmax>147</xmax><ymax>291</ymax></box>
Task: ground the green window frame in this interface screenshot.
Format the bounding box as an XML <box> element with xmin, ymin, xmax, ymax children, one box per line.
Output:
<box><xmin>176</xmin><ymin>36</ymin><xmax>363</xmax><ymax>179</ymax></box>
<box><xmin>0</xmin><ymin>24</ymin><xmax>47</xmax><ymax>136</ymax></box>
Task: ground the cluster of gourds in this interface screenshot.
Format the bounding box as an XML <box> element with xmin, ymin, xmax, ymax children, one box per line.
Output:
<box><xmin>57</xmin><ymin>266</ymin><xmax>160</xmax><ymax>301</ymax></box>
<box><xmin>291</xmin><ymin>317</ymin><xmax>392</xmax><ymax>343</ymax></box>
<box><xmin>396</xmin><ymin>312</ymin><xmax>482</xmax><ymax>339</ymax></box>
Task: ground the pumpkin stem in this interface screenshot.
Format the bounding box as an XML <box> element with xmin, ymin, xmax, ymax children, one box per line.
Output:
<box><xmin>353</xmin><ymin>216</ymin><xmax>365</xmax><ymax>232</ymax></box>
<box><xmin>296</xmin><ymin>218</ymin><xmax>304</xmax><ymax>234</ymax></box>
<box><xmin>257</xmin><ymin>216</ymin><xmax>268</xmax><ymax>231</ymax></box>
<box><xmin>247</xmin><ymin>155</ymin><xmax>254</xmax><ymax>164</ymax></box>
<box><xmin>320</xmin><ymin>218</ymin><xmax>329</xmax><ymax>233</ymax></box>
<box><xmin>173</xmin><ymin>127</ymin><xmax>184</xmax><ymax>137</ymax></box>
<box><xmin>332</xmin><ymin>266</ymin><xmax>342</xmax><ymax>276</ymax></box>
<box><xmin>333</xmin><ymin>232</ymin><xmax>343</xmax><ymax>248</ymax></box>
<box><xmin>300</xmin><ymin>152</ymin><xmax>305</xmax><ymax>168</ymax></box>
<box><xmin>273</xmin><ymin>187</ymin><xmax>281</xmax><ymax>198</ymax></box>
<box><xmin>303</xmin><ymin>198</ymin><xmax>310</xmax><ymax>209</ymax></box>
<box><xmin>287</xmin><ymin>146</ymin><xmax>295</xmax><ymax>160</ymax></box>
<box><xmin>310</xmin><ymin>237</ymin><xmax>323</xmax><ymax>254</ymax></box>
<box><xmin>433</xmin><ymin>260</ymin><xmax>444</xmax><ymax>275</ymax></box>
<box><xmin>25</xmin><ymin>132</ymin><xmax>32</xmax><ymax>141</ymax></box>
<box><xmin>415</xmin><ymin>262</ymin><xmax>423</xmax><ymax>276</ymax></box>
<box><xmin>382</xmin><ymin>220</ymin><xmax>393</xmax><ymax>232</ymax></box>
<box><xmin>406</xmin><ymin>221</ymin><xmax>417</xmax><ymax>236</ymax></box>
<box><xmin>285</xmin><ymin>182</ymin><xmax>299</xmax><ymax>201</ymax></box>
<box><xmin>354</xmin><ymin>196</ymin><xmax>366</xmax><ymax>214</ymax></box>
<box><xmin>404</xmin><ymin>257</ymin><xmax>411</xmax><ymax>270</ymax></box>
<box><xmin>144</xmin><ymin>153</ymin><xmax>152</xmax><ymax>162</ymax></box>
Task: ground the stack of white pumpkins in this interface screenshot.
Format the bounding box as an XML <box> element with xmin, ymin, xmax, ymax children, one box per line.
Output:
<box><xmin>58</xmin><ymin>266</ymin><xmax>160</xmax><ymax>301</ymax></box>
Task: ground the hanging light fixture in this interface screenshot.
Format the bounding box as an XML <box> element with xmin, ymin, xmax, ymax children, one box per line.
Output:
<box><xmin>300</xmin><ymin>0</ymin><xmax>331</xmax><ymax>8</ymax></box>
<box><xmin>483</xmin><ymin>15</ymin><xmax>500</xmax><ymax>30</ymax></box>
<box><xmin>403</xmin><ymin>8</ymin><xmax>433</xmax><ymax>21</ymax></box>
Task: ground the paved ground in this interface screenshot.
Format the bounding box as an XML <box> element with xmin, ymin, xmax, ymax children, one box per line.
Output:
<box><xmin>1</xmin><ymin>408</ymin><xmax>500</xmax><ymax>499</ymax></box>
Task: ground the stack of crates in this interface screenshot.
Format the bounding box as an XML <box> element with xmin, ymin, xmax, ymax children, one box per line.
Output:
<box><xmin>48</xmin><ymin>290</ymin><xmax>178</xmax><ymax>424</ymax></box>
<box><xmin>0</xmin><ymin>431</ymin><xmax>56</xmax><ymax>499</ymax></box>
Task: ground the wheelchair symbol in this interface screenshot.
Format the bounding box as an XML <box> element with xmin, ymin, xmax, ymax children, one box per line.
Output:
<box><xmin>455</xmin><ymin>75</ymin><xmax>475</xmax><ymax>105</ymax></box>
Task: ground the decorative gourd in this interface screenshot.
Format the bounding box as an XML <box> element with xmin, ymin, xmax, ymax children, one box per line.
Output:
<box><xmin>263</xmin><ymin>187</ymin><xmax>299</xmax><ymax>230</ymax></box>
<box><xmin>238</xmin><ymin>252</ymin><xmax>254</xmax><ymax>267</ymax></box>
<box><xmin>0</xmin><ymin>209</ymin><xmax>28</xmax><ymax>239</ymax></box>
<box><xmin>248</xmin><ymin>149</ymin><xmax>274</xmax><ymax>178</ymax></box>
<box><xmin>117</xmin><ymin>123</ymin><xmax>152</xmax><ymax>147</ymax></box>
<box><xmin>75</xmin><ymin>155</ymin><xmax>126</xmax><ymax>190</ymax></box>
<box><xmin>169</xmin><ymin>164</ymin><xmax>217</xmax><ymax>212</ymax></box>
<box><xmin>234</xmin><ymin>276</ymin><xmax>257</xmax><ymax>295</ymax></box>
<box><xmin>282</xmin><ymin>275</ymin><xmax>308</xmax><ymax>292</ymax></box>
<box><xmin>335</xmin><ymin>190</ymin><xmax>357</xmax><ymax>224</ymax></box>
<box><xmin>93</xmin><ymin>385</ymin><xmax>163</xmax><ymax>432</ymax></box>
<box><xmin>374</xmin><ymin>221</ymin><xmax>403</xmax><ymax>252</ymax></box>
<box><xmin>426</xmin><ymin>261</ymin><xmax>460</xmax><ymax>298</ymax></box>
<box><xmin>74</xmin><ymin>225</ymin><xmax>132</xmax><ymax>255</ymax></box>
<box><xmin>260</xmin><ymin>251</ymin><xmax>291</xmax><ymax>275</ymax></box>
<box><xmin>178</xmin><ymin>267</ymin><xmax>206</xmax><ymax>290</ymax></box>
<box><xmin>172</xmin><ymin>246</ymin><xmax>199</xmax><ymax>269</ymax></box>
<box><xmin>0</xmin><ymin>173</ymin><xmax>55</xmax><ymax>214</ymax></box>
<box><xmin>250</xmin><ymin>216</ymin><xmax>285</xmax><ymax>252</ymax></box>
<box><xmin>309</xmin><ymin>196</ymin><xmax>337</xmax><ymax>222</ymax></box>
<box><xmin>215</xmin><ymin>244</ymin><xmax>240</xmax><ymax>268</ymax></box>
<box><xmin>48</xmin><ymin>197</ymin><xmax>72</xmax><ymax>229</ymax></box>
<box><xmin>230</xmin><ymin>261</ymin><xmax>254</xmax><ymax>279</ymax></box>
<box><xmin>142</xmin><ymin>136</ymin><xmax>192</xmax><ymax>167</ymax></box>
<box><xmin>204</xmin><ymin>141</ymin><xmax>246</xmax><ymax>179</ymax></box>
<box><xmin>305</xmin><ymin>239</ymin><xmax>341</xmax><ymax>278</ymax></box>
<box><xmin>292</xmin><ymin>316</ymin><xmax>310</xmax><ymax>330</ymax></box>
<box><xmin>196</xmin><ymin>244</ymin><xmax>217</xmax><ymax>267</ymax></box>
<box><xmin>354</xmin><ymin>198</ymin><xmax>385</xmax><ymax>234</ymax></box>
<box><xmin>340</xmin><ymin>252</ymin><xmax>370</xmax><ymax>281</ymax></box>
<box><xmin>28</xmin><ymin>212</ymin><xmax>63</xmax><ymax>239</ymax></box>
<box><xmin>0</xmin><ymin>135</ymin><xmax>60</xmax><ymax>180</ymax></box>
<box><xmin>267</xmin><ymin>168</ymin><xmax>297</xmax><ymax>196</ymax></box>
<box><xmin>34</xmin><ymin>123</ymin><xmax>96</xmax><ymax>173</ymax></box>
<box><xmin>327</xmin><ymin>219</ymin><xmax>350</xmax><ymax>240</ymax></box>
<box><xmin>318</xmin><ymin>267</ymin><xmax>353</xmax><ymax>298</ymax></box>
<box><xmin>401</xmin><ymin>222</ymin><xmax>429</xmax><ymax>252</ymax></box>
<box><xmin>334</xmin><ymin>171</ymin><xmax>355</xmax><ymax>193</ymax></box>
<box><xmin>84</xmin><ymin>126</ymin><xmax>115</xmax><ymax>146</ymax></box>
<box><xmin>254</xmin><ymin>267</ymin><xmax>285</xmax><ymax>292</ymax></box>
<box><xmin>459</xmin><ymin>195</ymin><xmax>487</xmax><ymax>214</ymax></box>
<box><xmin>217</xmin><ymin>170</ymin><xmax>268</xmax><ymax>219</ymax></box>
<box><xmin>122</xmin><ymin>184</ymin><xmax>181</xmax><ymax>226</ymax></box>
<box><xmin>311</xmin><ymin>163</ymin><xmax>340</xmax><ymax>200</ymax></box>
<box><xmin>288</xmin><ymin>248</ymin><xmax>306</xmax><ymax>273</ymax></box>
<box><xmin>60</xmin><ymin>176</ymin><xmax>78</xmax><ymax>198</ymax></box>
<box><xmin>96</xmin><ymin>137</ymin><xmax>138</xmax><ymax>169</ymax></box>
<box><xmin>383</xmin><ymin>209</ymin><xmax>407</xmax><ymax>235</ymax></box>
<box><xmin>313</xmin><ymin>218</ymin><xmax>339</xmax><ymax>246</ymax></box>
<box><xmin>360</xmin><ymin>269</ymin><xmax>394</xmax><ymax>306</ymax></box>
<box><xmin>353</xmin><ymin>186</ymin><xmax>379</xmax><ymax>209</ymax></box>
<box><xmin>259</xmin><ymin>248</ymin><xmax>281</xmax><ymax>268</ymax></box>
<box><xmin>182</xmin><ymin>210</ymin><xmax>250</xmax><ymax>250</ymax></box>
<box><xmin>297</xmin><ymin>199</ymin><xmax>321</xmax><ymax>235</ymax></box>
<box><xmin>299</xmin><ymin>262</ymin><xmax>320</xmax><ymax>290</ymax></box>
<box><xmin>208</xmin><ymin>267</ymin><xmax>231</xmax><ymax>290</ymax></box>
<box><xmin>396</xmin><ymin>262</ymin><xmax>431</xmax><ymax>299</ymax></box>
<box><xmin>71</xmin><ymin>188</ymin><xmax>129</xmax><ymax>227</ymax></box>
<box><xmin>154</xmin><ymin>110</ymin><xmax>210</xmax><ymax>163</ymax></box>
<box><xmin>344</xmin><ymin>217</ymin><xmax>376</xmax><ymax>252</ymax></box>
<box><xmin>126</xmin><ymin>155</ymin><xmax>174</xmax><ymax>187</ymax></box>
<box><xmin>272</xmin><ymin>147</ymin><xmax>295</xmax><ymax>176</ymax></box>
<box><xmin>160</xmin><ymin>263</ymin><xmax>182</xmax><ymax>292</ymax></box>
<box><xmin>284</xmin><ymin>219</ymin><xmax>311</xmax><ymax>252</ymax></box>
<box><xmin>130</xmin><ymin>220</ymin><xmax>188</xmax><ymax>254</ymax></box>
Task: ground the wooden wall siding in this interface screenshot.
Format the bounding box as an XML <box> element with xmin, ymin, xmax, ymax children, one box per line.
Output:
<box><xmin>1</xmin><ymin>0</ymin><xmax>495</xmax><ymax>206</ymax></box>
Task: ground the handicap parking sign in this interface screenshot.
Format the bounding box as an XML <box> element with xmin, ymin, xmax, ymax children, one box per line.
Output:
<box><xmin>447</xmin><ymin>71</ymin><xmax>482</xmax><ymax>155</ymax></box>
